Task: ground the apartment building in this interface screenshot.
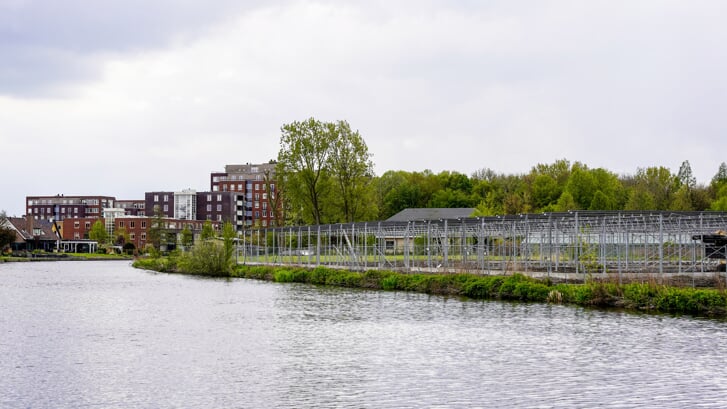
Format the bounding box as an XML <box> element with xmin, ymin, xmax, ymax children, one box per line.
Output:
<box><xmin>116</xmin><ymin>199</ymin><xmax>146</xmax><ymax>216</ymax></box>
<box><xmin>209</xmin><ymin>162</ymin><xmax>279</xmax><ymax>228</ymax></box>
<box><xmin>26</xmin><ymin>195</ymin><xmax>116</xmax><ymax>221</ymax></box>
<box><xmin>62</xmin><ymin>215</ymin><xmax>219</xmax><ymax>250</ymax></box>
<box><xmin>146</xmin><ymin>190</ymin><xmax>246</xmax><ymax>230</ymax></box>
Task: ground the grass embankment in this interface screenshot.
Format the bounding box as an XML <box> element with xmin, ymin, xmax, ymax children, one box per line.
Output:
<box><xmin>132</xmin><ymin>258</ymin><xmax>727</xmax><ymax>317</ymax></box>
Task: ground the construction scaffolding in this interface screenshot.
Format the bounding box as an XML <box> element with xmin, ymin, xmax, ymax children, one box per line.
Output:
<box><xmin>236</xmin><ymin>211</ymin><xmax>727</xmax><ymax>284</ymax></box>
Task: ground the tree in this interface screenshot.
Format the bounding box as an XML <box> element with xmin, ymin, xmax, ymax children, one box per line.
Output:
<box><xmin>200</xmin><ymin>220</ymin><xmax>215</xmax><ymax>240</ymax></box>
<box><xmin>677</xmin><ymin>160</ymin><xmax>696</xmax><ymax>191</ymax></box>
<box><xmin>711</xmin><ymin>162</ymin><xmax>727</xmax><ymax>191</ymax></box>
<box><xmin>671</xmin><ymin>185</ymin><xmax>694</xmax><ymax>211</ymax></box>
<box><xmin>114</xmin><ymin>227</ymin><xmax>130</xmax><ymax>246</ymax></box>
<box><xmin>328</xmin><ymin>120</ymin><xmax>377</xmax><ymax>222</ymax></box>
<box><xmin>180</xmin><ymin>225</ymin><xmax>194</xmax><ymax>248</ymax></box>
<box><xmin>710</xmin><ymin>185</ymin><xmax>727</xmax><ymax>211</ymax></box>
<box><xmin>530</xmin><ymin>174</ymin><xmax>561</xmax><ymax>210</ymax></box>
<box><xmin>88</xmin><ymin>220</ymin><xmax>108</xmax><ymax>245</ymax></box>
<box><xmin>147</xmin><ymin>206</ymin><xmax>167</xmax><ymax>251</ymax></box>
<box><xmin>277</xmin><ymin>118</ymin><xmax>334</xmax><ymax>225</ymax></box>
<box><xmin>0</xmin><ymin>211</ymin><xmax>16</xmax><ymax>251</ymax></box>
<box><xmin>277</xmin><ymin>118</ymin><xmax>377</xmax><ymax>224</ymax></box>
<box><xmin>222</xmin><ymin>221</ymin><xmax>236</xmax><ymax>268</ymax></box>
<box><xmin>628</xmin><ymin>166</ymin><xmax>678</xmax><ymax>210</ymax></box>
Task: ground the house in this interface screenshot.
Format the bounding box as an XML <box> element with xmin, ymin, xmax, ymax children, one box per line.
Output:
<box><xmin>1</xmin><ymin>217</ymin><xmax>60</xmax><ymax>252</ymax></box>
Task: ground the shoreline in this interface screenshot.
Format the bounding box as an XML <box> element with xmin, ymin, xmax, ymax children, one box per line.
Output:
<box><xmin>132</xmin><ymin>258</ymin><xmax>727</xmax><ymax>318</ymax></box>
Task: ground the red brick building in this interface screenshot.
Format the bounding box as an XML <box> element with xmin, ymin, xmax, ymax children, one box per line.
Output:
<box><xmin>210</xmin><ymin>162</ymin><xmax>280</xmax><ymax>228</ymax></box>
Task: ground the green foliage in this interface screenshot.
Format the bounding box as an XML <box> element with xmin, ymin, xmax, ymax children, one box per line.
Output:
<box><xmin>180</xmin><ymin>225</ymin><xmax>194</xmax><ymax>247</ymax></box>
<box><xmin>0</xmin><ymin>214</ymin><xmax>15</xmax><ymax>251</ymax></box>
<box><xmin>277</xmin><ymin>118</ymin><xmax>376</xmax><ymax>225</ymax></box>
<box><xmin>88</xmin><ymin>220</ymin><xmax>108</xmax><ymax>244</ymax></box>
<box><xmin>200</xmin><ymin>220</ymin><xmax>215</xmax><ymax>240</ymax></box>
<box><xmin>147</xmin><ymin>207</ymin><xmax>166</xmax><ymax>250</ymax></box>
<box><xmin>176</xmin><ymin>240</ymin><xmax>233</xmax><ymax>276</ymax></box>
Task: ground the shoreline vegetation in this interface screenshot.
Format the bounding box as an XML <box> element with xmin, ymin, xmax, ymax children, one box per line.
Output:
<box><xmin>132</xmin><ymin>257</ymin><xmax>727</xmax><ymax>318</ymax></box>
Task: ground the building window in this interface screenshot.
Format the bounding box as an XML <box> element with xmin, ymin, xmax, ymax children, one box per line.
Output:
<box><xmin>262</xmin><ymin>193</ymin><xmax>267</xmax><ymax>200</ymax></box>
<box><xmin>74</xmin><ymin>207</ymin><xmax>78</xmax><ymax>213</ymax></box>
<box><xmin>141</xmin><ymin>233</ymin><xmax>146</xmax><ymax>240</ymax></box>
<box><xmin>254</xmin><ymin>193</ymin><xmax>260</xmax><ymax>200</ymax></box>
<box><xmin>262</xmin><ymin>220</ymin><xmax>267</xmax><ymax>227</ymax></box>
<box><xmin>217</xmin><ymin>194</ymin><xmax>222</xmax><ymax>201</ymax></box>
<box><xmin>206</xmin><ymin>204</ymin><xmax>212</xmax><ymax>211</ymax></box>
<box><xmin>207</xmin><ymin>194</ymin><xmax>212</xmax><ymax>201</ymax></box>
<box><xmin>163</xmin><ymin>205</ymin><xmax>168</xmax><ymax>212</ymax></box>
<box><xmin>238</xmin><ymin>184</ymin><xmax>243</xmax><ymax>191</ymax></box>
<box><xmin>61</xmin><ymin>208</ymin><xmax>66</xmax><ymax>213</ymax></box>
<box><xmin>154</xmin><ymin>195</ymin><xmax>159</xmax><ymax>202</ymax></box>
<box><xmin>216</xmin><ymin>204</ymin><xmax>222</xmax><ymax>211</ymax></box>
<box><xmin>130</xmin><ymin>233</ymin><xmax>135</xmax><ymax>240</ymax></box>
<box><xmin>254</xmin><ymin>202</ymin><xmax>259</xmax><ymax>208</ymax></box>
<box><xmin>141</xmin><ymin>221</ymin><xmax>146</xmax><ymax>228</ymax></box>
<box><xmin>74</xmin><ymin>232</ymin><xmax>80</xmax><ymax>239</ymax></box>
<box><xmin>119</xmin><ymin>221</ymin><xmax>124</xmax><ymax>228</ymax></box>
<box><xmin>85</xmin><ymin>222</ymin><xmax>90</xmax><ymax>229</ymax></box>
<box><xmin>163</xmin><ymin>195</ymin><xmax>169</xmax><ymax>202</ymax></box>
<box><xmin>217</xmin><ymin>215</ymin><xmax>223</xmax><ymax>221</ymax></box>
<box><xmin>254</xmin><ymin>211</ymin><xmax>260</xmax><ymax>218</ymax></box>
<box><xmin>212</xmin><ymin>186</ymin><xmax>218</xmax><ymax>191</ymax></box>
<box><xmin>262</xmin><ymin>202</ymin><xmax>267</xmax><ymax>209</ymax></box>
<box><xmin>74</xmin><ymin>221</ymin><xmax>80</xmax><ymax>228</ymax></box>
<box><xmin>130</xmin><ymin>221</ymin><xmax>135</xmax><ymax>228</ymax></box>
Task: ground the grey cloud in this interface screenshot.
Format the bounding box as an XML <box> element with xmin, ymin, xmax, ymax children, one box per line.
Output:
<box><xmin>0</xmin><ymin>0</ymin><xmax>273</xmax><ymax>97</ymax></box>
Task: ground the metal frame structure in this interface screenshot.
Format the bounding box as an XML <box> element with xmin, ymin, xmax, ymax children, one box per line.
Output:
<box><xmin>236</xmin><ymin>211</ymin><xmax>727</xmax><ymax>283</ymax></box>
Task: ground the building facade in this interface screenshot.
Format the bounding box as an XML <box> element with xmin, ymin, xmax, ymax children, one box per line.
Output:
<box><xmin>26</xmin><ymin>195</ymin><xmax>116</xmax><ymax>221</ymax></box>
<box><xmin>116</xmin><ymin>199</ymin><xmax>146</xmax><ymax>216</ymax></box>
<box><xmin>209</xmin><ymin>162</ymin><xmax>279</xmax><ymax>228</ymax></box>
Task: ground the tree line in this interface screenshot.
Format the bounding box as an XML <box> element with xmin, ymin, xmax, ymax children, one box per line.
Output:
<box><xmin>275</xmin><ymin>118</ymin><xmax>727</xmax><ymax>225</ymax></box>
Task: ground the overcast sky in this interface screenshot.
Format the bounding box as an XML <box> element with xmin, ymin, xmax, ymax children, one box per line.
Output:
<box><xmin>2</xmin><ymin>0</ymin><xmax>726</xmax><ymax>217</ymax></box>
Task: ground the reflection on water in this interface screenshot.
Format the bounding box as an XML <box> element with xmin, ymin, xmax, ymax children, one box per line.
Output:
<box><xmin>1</xmin><ymin>261</ymin><xmax>727</xmax><ymax>408</ymax></box>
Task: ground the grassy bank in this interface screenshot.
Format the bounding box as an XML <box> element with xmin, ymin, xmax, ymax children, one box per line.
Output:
<box><xmin>132</xmin><ymin>258</ymin><xmax>727</xmax><ymax>317</ymax></box>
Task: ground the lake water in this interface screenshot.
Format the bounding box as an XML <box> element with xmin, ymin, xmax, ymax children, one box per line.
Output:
<box><xmin>1</xmin><ymin>261</ymin><xmax>727</xmax><ymax>408</ymax></box>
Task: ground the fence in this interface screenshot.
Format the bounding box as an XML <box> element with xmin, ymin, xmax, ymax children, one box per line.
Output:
<box><xmin>235</xmin><ymin>211</ymin><xmax>727</xmax><ymax>283</ymax></box>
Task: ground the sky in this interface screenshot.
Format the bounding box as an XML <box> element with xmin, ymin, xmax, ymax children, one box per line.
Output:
<box><xmin>2</xmin><ymin>0</ymin><xmax>726</xmax><ymax>217</ymax></box>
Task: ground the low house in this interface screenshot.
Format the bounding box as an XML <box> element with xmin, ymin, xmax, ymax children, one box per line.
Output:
<box><xmin>2</xmin><ymin>217</ymin><xmax>59</xmax><ymax>252</ymax></box>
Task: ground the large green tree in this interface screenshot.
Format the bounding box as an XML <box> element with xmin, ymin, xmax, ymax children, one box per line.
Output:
<box><xmin>277</xmin><ymin>118</ymin><xmax>334</xmax><ymax>225</ymax></box>
<box><xmin>327</xmin><ymin>120</ymin><xmax>377</xmax><ymax>222</ymax></box>
<box><xmin>277</xmin><ymin>118</ymin><xmax>376</xmax><ymax>225</ymax></box>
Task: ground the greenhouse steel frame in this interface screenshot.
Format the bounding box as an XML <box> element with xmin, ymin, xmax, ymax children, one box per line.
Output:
<box><xmin>236</xmin><ymin>211</ymin><xmax>727</xmax><ymax>283</ymax></box>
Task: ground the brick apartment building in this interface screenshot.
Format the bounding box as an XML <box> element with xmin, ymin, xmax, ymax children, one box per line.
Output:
<box><xmin>210</xmin><ymin>162</ymin><xmax>280</xmax><ymax>228</ymax></box>
<box><xmin>116</xmin><ymin>199</ymin><xmax>146</xmax><ymax>216</ymax></box>
<box><xmin>26</xmin><ymin>195</ymin><xmax>116</xmax><ymax>221</ymax></box>
<box><xmin>145</xmin><ymin>190</ymin><xmax>246</xmax><ymax>229</ymax></box>
<box><xmin>62</xmin><ymin>215</ymin><xmax>218</xmax><ymax>250</ymax></box>
<box><xmin>25</xmin><ymin>161</ymin><xmax>279</xmax><ymax>245</ymax></box>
